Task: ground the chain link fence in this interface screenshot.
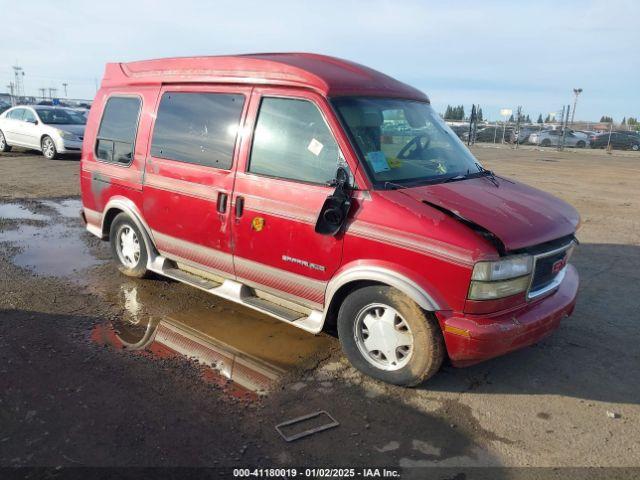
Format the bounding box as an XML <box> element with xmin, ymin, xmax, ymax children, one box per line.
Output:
<box><xmin>447</xmin><ymin>108</ymin><xmax>639</xmax><ymax>153</ymax></box>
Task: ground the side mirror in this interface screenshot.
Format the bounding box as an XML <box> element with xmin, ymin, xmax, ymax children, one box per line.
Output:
<box><xmin>315</xmin><ymin>166</ymin><xmax>352</xmax><ymax>236</ymax></box>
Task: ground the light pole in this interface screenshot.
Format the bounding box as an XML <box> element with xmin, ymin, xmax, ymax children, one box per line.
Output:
<box><xmin>571</xmin><ymin>88</ymin><xmax>582</xmax><ymax>124</ymax></box>
<box><xmin>62</xmin><ymin>83</ymin><xmax>68</xmax><ymax>97</ymax></box>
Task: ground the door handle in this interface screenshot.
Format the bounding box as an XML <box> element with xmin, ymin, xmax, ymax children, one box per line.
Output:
<box><xmin>235</xmin><ymin>196</ymin><xmax>244</xmax><ymax>218</ymax></box>
<box><xmin>217</xmin><ymin>192</ymin><xmax>228</xmax><ymax>213</ymax></box>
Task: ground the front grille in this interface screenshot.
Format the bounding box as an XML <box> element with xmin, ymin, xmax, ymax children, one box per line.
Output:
<box><xmin>531</xmin><ymin>250</ymin><xmax>567</xmax><ymax>291</ymax></box>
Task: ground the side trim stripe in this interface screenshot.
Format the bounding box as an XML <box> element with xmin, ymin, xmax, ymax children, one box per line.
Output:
<box><xmin>347</xmin><ymin>220</ymin><xmax>474</xmax><ymax>266</ymax></box>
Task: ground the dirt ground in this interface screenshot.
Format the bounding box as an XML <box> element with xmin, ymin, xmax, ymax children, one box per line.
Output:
<box><xmin>0</xmin><ymin>145</ymin><xmax>639</xmax><ymax>478</ymax></box>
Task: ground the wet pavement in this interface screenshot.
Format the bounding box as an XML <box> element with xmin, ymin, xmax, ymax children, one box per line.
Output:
<box><xmin>0</xmin><ymin>199</ymin><xmax>103</xmax><ymax>278</ymax></box>
<box><xmin>0</xmin><ymin>198</ymin><xmax>334</xmax><ymax>395</ymax></box>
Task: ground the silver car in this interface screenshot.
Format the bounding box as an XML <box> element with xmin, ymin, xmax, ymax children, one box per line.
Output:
<box><xmin>529</xmin><ymin>129</ymin><xmax>588</xmax><ymax>148</ymax></box>
<box><xmin>0</xmin><ymin>105</ymin><xmax>86</xmax><ymax>159</ymax></box>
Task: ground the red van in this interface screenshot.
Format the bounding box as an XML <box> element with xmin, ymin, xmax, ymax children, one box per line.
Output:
<box><xmin>80</xmin><ymin>53</ymin><xmax>579</xmax><ymax>386</ymax></box>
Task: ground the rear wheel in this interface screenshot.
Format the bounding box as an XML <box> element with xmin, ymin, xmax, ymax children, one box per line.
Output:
<box><xmin>0</xmin><ymin>130</ymin><xmax>11</xmax><ymax>152</ymax></box>
<box><xmin>540</xmin><ymin>139</ymin><xmax>551</xmax><ymax>147</ymax></box>
<box><xmin>109</xmin><ymin>213</ymin><xmax>150</xmax><ymax>278</ymax></box>
<box><xmin>631</xmin><ymin>144</ymin><xmax>639</xmax><ymax>151</ymax></box>
<box><xmin>576</xmin><ymin>140</ymin><xmax>586</xmax><ymax>148</ymax></box>
<box><xmin>337</xmin><ymin>285</ymin><xmax>444</xmax><ymax>386</ymax></box>
<box><xmin>41</xmin><ymin>135</ymin><xmax>58</xmax><ymax>159</ymax></box>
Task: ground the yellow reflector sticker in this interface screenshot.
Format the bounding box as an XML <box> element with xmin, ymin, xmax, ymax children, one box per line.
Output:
<box><xmin>444</xmin><ymin>325</ymin><xmax>471</xmax><ymax>337</ymax></box>
<box><xmin>251</xmin><ymin>217</ymin><xmax>265</xmax><ymax>232</ymax></box>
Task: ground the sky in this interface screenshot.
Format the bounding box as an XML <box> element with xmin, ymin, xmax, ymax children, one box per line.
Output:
<box><xmin>1</xmin><ymin>0</ymin><xmax>638</xmax><ymax>122</ymax></box>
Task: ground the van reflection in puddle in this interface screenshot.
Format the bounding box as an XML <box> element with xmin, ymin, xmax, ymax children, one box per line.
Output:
<box><xmin>91</xmin><ymin>282</ymin><xmax>335</xmax><ymax>397</ymax></box>
<box><xmin>92</xmin><ymin>315</ymin><xmax>279</xmax><ymax>398</ymax></box>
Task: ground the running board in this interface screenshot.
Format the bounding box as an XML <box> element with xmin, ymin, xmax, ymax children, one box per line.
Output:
<box><xmin>152</xmin><ymin>256</ymin><xmax>324</xmax><ymax>334</ymax></box>
<box><xmin>243</xmin><ymin>297</ymin><xmax>304</xmax><ymax>322</ymax></box>
<box><xmin>162</xmin><ymin>266</ymin><xmax>222</xmax><ymax>290</ymax></box>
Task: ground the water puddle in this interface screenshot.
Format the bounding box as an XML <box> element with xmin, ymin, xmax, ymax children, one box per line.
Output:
<box><xmin>40</xmin><ymin>199</ymin><xmax>82</xmax><ymax>218</ymax></box>
<box><xmin>92</xmin><ymin>283</ymin><xmax>334</xmax><ymax>396</ymax></box>
<box><xmin>0</xmin><ymin>203</ymin><xmax>48</xmax><ymax>221</ymax></box>
<box><xmin>0</xmin><ymin>199</ymin><xmax>103</xmax><ymax>277</ymax></box>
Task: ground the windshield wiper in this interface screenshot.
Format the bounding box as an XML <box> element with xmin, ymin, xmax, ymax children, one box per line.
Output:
<box><xmin>384</xmin><ymin>181</ymin><xmax>408</xmax><ymax>190</ymax></box>
<box><xmin>441</xmin><ymin>174</ymin><xmax>468</xmax><ymax>183</ymax></box>
<box><xmin>474</xmin><ymin>163</ymin><xmax>500</xmax><ymax>187</ymax></box>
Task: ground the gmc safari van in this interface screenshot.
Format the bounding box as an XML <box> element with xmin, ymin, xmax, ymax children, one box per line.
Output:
<box><xmin>80</xmin><ymin>53</ymin><xmax>579</xmax><ymax>386</ymax></box>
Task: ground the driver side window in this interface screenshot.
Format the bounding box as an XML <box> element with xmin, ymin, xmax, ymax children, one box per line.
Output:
<box><xmin>248</xmin><ymin>97</ymin><xmax>343</xmax><ymax>185</ymax></box>
<box><xmin>23</xmin><ymin>110</ymin><xmax>36</xmax><ymax>123</ymax></box>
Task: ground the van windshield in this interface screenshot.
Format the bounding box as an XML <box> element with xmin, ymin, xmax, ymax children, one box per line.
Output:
<box><xmin>332</xmin><ymin>97</ymin><xmax>481</xmax><ymax>188</ymax></box>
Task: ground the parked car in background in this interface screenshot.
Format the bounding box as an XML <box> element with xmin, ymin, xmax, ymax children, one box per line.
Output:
<box><xmin>0</xmin><ymin>102</ymin><xmax>10</xmax><ymax>115</ymax></box>
<box><xmin>510</xmin><ymin>126</ymin><xmax>540</xmax><ymax>144</ymax></box>
<box><xmin>0</xmin><ymin>106</ymin><xmax>86</xmax><ymax>159</ymax></box>
<box><xmin>529</xmin><ymin>129</ymin><xmax>587</xmax><ymax>148</ymax></box>
<box><xmin>467</xmin><ymin>125</ymin><xmax>514</xmax><ymax>143</ymax></box>
<box><xmin>80</xmin><ymin>53</ymin><xmax>580</xmax><ymax>386</ymax></box>
<box><xmin>589</xmin><ymin>131</ymin><xmax>640</xmax><ymax>150</ymax></box>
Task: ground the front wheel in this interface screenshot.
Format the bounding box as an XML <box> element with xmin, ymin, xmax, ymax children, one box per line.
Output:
<box><xmin>41</xmin><ymin>135</ymin><xmax>58</xmax><ymax>159</ymax></box>
<box><xmin>0</xmin><ymin>130</ymin><xmax>12</xmax><ymax>152</ymax></box>
<box><xmin>109</xmin><ymin>213</ymin><xmax>150</xmax><ymax>278</ymax></box>
<box><xmin>576</xmin><ymin>141</ymin><xmax>586</xmax><ymax>148</ymax></box>
<box><xmin>540</xmin><ymin>139</ymin><xmax>551</xmax><ymax>147</ymax></box>
<box><xmin>337</xmin><ymin>285</ymin><xmax>444</xmax><ymax>386</ymax></box>
<box><xmin>631</xmin><ymin>144</ymin><xmax>639</xmax><ymax>151</ymax></box>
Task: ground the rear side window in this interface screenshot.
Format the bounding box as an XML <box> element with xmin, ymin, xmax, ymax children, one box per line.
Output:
<box><xmin>248</xmin><ymin>97</ymin><xmax>340</xmax><ymax>184</ymax></box>
<box><xmin>8</xmin><ymin>109</ymin><xmax>24</xmax><ymax>120</ymax></box>
<box><xmin>150</xmin><ymin>92</ymin><xmax>245</xmax><ymax>169</ymax></box>
<box><xmin>95</xmin><ymin>96</ymin><xmax>141</xmax><ymax>165</ymax></box>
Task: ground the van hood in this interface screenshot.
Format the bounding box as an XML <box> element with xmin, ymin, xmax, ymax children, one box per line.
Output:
<box><xmin>400</xmin><ymin>176</ymin><xmax>580</xmax><ymax>251</ymax></box>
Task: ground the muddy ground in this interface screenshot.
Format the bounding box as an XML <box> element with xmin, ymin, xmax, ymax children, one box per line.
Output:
<box><xmin>0</xmin><ymin>146</ymin><xmax>639</xmax><ymax>477</ymax></box>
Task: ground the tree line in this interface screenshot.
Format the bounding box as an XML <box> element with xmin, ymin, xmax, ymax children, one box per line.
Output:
<box><xmin>443</xmin><ymin>104</ymin><xmax>637</xmax><ymax>127</ymax></box>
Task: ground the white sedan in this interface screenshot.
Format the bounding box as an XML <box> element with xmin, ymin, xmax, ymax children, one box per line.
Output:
<box><xmin>0</xmin><ymin>105</ymin><xmax>86</xmax><ymax>159</ymax></box>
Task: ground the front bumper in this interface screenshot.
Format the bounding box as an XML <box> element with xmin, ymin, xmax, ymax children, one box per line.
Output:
<box><xmin>54</xmin><ymin>137</ymin><xmax>83</xmax><ymax>153</ymax></box>
<box><xmin>438</xmin><ymin>264</ymin><xmax>579</xmax><ymax>367</ymax></box>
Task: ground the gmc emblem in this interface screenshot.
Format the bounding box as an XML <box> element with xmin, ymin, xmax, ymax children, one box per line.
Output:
<box><xmin>552</xmin><ymin>256</ymin><xmax>568</xmax><ymax>274</ymax></box>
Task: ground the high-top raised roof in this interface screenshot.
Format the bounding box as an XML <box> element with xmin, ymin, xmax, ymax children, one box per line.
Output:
<box><xmin>101</xmin><ymin>53</ymin><xmax>429</xmax><ymax>101</ymax></box>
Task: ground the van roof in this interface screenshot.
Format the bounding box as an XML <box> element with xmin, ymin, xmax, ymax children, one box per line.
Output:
<box><xmin>101</xmin><ymin>53</ymin><xmax>429</xmax><ymax>101</ymax></box>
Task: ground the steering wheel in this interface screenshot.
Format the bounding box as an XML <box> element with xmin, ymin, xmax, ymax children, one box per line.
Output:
<box><xmin>397</xmin><ymin>133</ymin><xmax>431</xmax><ymax>160</ymax></box>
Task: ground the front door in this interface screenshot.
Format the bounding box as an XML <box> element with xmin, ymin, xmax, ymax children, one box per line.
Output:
<box><xmin>142</xmin><ymin>85</ymin><xmax>251</xmax><ymax>278</ymax></box>
<box><xmin>230</xmin><ymin>89</ymin><xmax>353</xmax><ymax>309</ymax></box>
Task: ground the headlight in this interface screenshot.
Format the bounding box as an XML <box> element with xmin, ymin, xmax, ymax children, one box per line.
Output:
<box><xmin>57</xmin><ymin>130</ymin><xmax>75</xmax><ymax>140</ymax></box>
<box><xmin>468</xmin><ymin>255</ymin><xmax>533</xmax><ymax>300</ymax></box>
<box><xmin>471</xmin><ymin>255</ymin><xmax>532</xmax><ymax>281</ymax></box>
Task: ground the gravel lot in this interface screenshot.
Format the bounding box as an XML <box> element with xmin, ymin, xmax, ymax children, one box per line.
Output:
<box><xmin>0</xmin><ymin>146</ymin><xmax>638</xmax><ymax>476</ymax></box>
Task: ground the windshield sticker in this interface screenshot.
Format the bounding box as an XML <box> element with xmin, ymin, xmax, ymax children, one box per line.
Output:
<box><xmin>388</xmin><ymin>157</ymin><xmax>403</xmax><ymax>169</ymax></box>
<box><xmin>307</xmin><ymin>138</ymin><xmax>324</xmax><ymax>156</ymax></box>
<box><xmin>366</xmin><ymin>151</ymin><xmax>390</xmax><ymax>173</ymax></box>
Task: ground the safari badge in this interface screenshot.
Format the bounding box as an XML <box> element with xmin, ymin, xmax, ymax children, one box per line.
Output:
<box><xmin>251</xmin><ymin>217</ymin><xmax>265</xmax><ymax>232</ymax></box>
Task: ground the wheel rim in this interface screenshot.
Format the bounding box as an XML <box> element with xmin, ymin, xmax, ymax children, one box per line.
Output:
<box><xmin>43</xmin><ymin>138</ymin><xmax>54</xmax><ymax>158</ymax></box>
<box><xmin>115</xmin><ymin>225</ymin><xmax>141</xmax><ymax>268</ymax></box>
<box><xmin>354</xmin><ymin>303</ymin><xmax>414</xmax><ymax>371</ymax></box>
<box><xmin>633</xmin><ymin>144</ymin><xmax>639</xmax><ymax>151</ymax></box>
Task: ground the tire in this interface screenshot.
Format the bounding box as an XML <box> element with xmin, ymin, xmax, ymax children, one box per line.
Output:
<box><xmin>0</xmin><ymin>130</ymin><xmax>12</xmax><ymax>152</ymax></box>
<box><xmin>540</xmin><ymin>139</ymin><xmax>551</xmax><ymax>147</ymax></box>
<box><xmin>109</xmin><ymin>213</ymin><xmax>150</xmax><ymax>278</ymax></box>
<box><xmin>632</xmin><ymin>144</ymin><xmax>639</xmax><ymax>151</ymax></box>
<box><xmin>337</xmin><ymin>285</ymin><xmax>444</xmax><ymax>387</ymax></box>
<box><xmin>41</xmin><ymin>135</ymin><xmax>58</xmax><ymax>159</ymax></box>
<box><xmin>576</xmin><ymin>141</ymin><xmax>585</xmax><ymax>148</ymax></box>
